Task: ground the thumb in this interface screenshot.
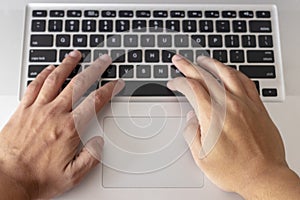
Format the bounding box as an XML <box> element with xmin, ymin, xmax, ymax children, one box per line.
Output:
<box><xmin>183</xmin><ymin>111</ymin><xmax>203</xmax><ymax>167</ymax></box>
<box><xmin>64</xmin><ymin>136</ymin><xmax>104</xmax><ymax>187</ymax></box>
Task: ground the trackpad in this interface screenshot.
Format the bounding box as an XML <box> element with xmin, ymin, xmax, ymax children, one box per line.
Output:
<box><xmin>102</xmin><ymin>117</ymin><xmax>204</xmax><ymax>188</ymax></box>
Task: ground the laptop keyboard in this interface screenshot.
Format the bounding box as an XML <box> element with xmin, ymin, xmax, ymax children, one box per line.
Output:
<box><xmin>21</xmin><ymin>4</ymin><xmax>284</xmax><ymax>101</ymax></box>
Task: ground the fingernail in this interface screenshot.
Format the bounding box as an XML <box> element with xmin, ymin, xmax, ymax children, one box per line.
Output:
<box><xmin>112</xmin><ymin>79</ymin><xmax>125</xmax><ymax>95</ymax></box>
<box><xmin>69</xmin><ymin>50</ymin><xmax>80</xmax><ymax>58</ymax></box>
<box><xmin>167</xmin><ymin>80</ymin><xmax>175</xmax><ymax>90</ymax></box>
<box><xmin>98</xmin><ymin>54</ymin><xmax>111</xmax><ymax>62</ymax></box>
<box><xmin>172</xmin><ymin>54</ymin><xmax>184</xmax><ymax>61</ymax></box>
<box><xmin>186</xmin><ymin>110</ymin><xmax>196</xmax><ymax>122</ymax></box>
<box><xmin>46</xmin><ymin>65</ymin><xmax>55</xmax><ymax>70</ymax></box>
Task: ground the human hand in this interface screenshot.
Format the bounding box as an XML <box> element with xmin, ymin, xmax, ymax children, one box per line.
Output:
<box><xmin>167</xmin><ymin>55</ymin><xmax>300</xmax><ymax>199</ymax></box>
<box><xmin>0</xmin><ymin>50</ymin><xmax>124</xmax><ymax>199</ymax></box>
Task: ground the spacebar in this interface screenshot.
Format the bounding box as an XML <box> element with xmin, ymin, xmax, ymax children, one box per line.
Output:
<box><xmin>102</xmin><ymin>81</ymin><xmax>182</xmax><ymax>96</ymax></box>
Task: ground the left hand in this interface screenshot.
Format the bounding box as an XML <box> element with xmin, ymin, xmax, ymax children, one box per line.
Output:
<box><xmin>0</xmin><ymin>50</ymin><xmax>124</xmax><ymax>199</ymax></box>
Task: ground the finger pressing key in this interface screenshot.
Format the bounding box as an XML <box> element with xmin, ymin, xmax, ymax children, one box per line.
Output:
<box><xmin>36</xmin><ymin>50</ymin><xmax>82</xmax><ymax>104</ymax></box>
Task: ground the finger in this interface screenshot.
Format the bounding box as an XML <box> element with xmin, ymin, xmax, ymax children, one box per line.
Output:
<box><xmin>183</xmin><ymin>110</ymin><xmax>203</xmax><ymax>168</ymax></box>
<box><xmin>72</xmin><ymin>79</ymin><xmax>125</xmax><ymax>134</ymax></box>
<box><xmin>36</xmin><ymin>50</ymin><xmax>82</xmax><ymax>104</ymax></box>
<box><xmin>196</xmin><ymin>56</ymin><xmax>247</xmax><ymax>98</ymax></box>
<box><xmin>21</xmin><ymin>65</ymin><xmax>55</xmax><ymax>107</ymax></box>
<box><xmin>57</xmin><ymin>54</ymin><xmax>112</xmax><ymax>111</ymax></box>
<box><xmin>172</xmin><ymin>54</ymin><xmax>209</xmax><ymax>91</ymax></box>
<box><xmin>167</xmin><ymin>77</ymin><xmax>211</xmax><ymax>130</ymax></box>
<box><xmin>64</xmin><ymin>136</ymin><xmax>103</xmax><ymax>187</ymax></box>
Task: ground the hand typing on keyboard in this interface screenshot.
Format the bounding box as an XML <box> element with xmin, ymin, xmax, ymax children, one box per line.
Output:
<box><xmin>0</xmin><ymin>50</ymin><xmax>124</xmax><ymax>199</ymax></box>
<box><xmin>167</xmin><ymin>55</ymin><xmax>300</xmax><ymax>200</ymax></box>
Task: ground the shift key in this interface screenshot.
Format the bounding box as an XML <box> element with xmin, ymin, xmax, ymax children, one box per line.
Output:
<box><xmin>29</xmin><ymin>50</ymin><xmax>57</xmax><ymax>62</ymax></box>
<box><xmin>247</xmin><ymin>50</ymin><xmax>274</xmax><ymax>63</ymax></box>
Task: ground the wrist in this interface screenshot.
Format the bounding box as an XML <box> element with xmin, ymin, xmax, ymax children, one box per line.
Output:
<box><xmin>239</xmin><ymin>164</ymin><xmax>300</xmax><ymax>200</ymax></box>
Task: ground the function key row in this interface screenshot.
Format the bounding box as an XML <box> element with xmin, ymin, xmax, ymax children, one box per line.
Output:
<box><xmin>31</xmin><ymin>19</ymin><xmax>273</xmax><ymax>33</ymax></box>
<box><xmin>32</xmin><ymin>10</ymin><xmax>271</xmax><ymax>18</ymax></box>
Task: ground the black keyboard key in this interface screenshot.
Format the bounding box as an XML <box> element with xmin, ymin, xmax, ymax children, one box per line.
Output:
<box><xmin>247</xmin><ymin>50</ymin><xmax>274</xmax><ymax>63</ymax></box>
<box><xmin>149</xmin><ymin>20</ymin><xmax>163</xmax><ymax>32</ymax></box>
<box><xmin>32</xmin><ymin>20</ymin><xmax>46</xmax><ymax>32</ymax></box>
<box><xmin>124</xmin><ymin>35</ymin><xmax>138</xmax><ymax>47</ymax></box>
<box><xmin>50</xmin><ymin>10</ymin><xmax>64</xmax><ymax>17</ymax></box>
<box><xmin>68</xmin><ymin>65</ymin><xmax>81</xmax><ymax>78</ymax></box>
<box><xmin>166</xmin><ymin>20</ymin><xmax>180</xmax><ymax>32</ymax></box>
<box><xmin>153</xmin><ymin>10</ymin><xmax>168</xmax><ymax>18</ymax></box>
<box><xmin>171</xmin><ymin>65</ymin><xmax>184</xmax><ymax>78</ymax></box>
<box><xmin>216</xmin><ymin>20</ymin><xmax>230</xmax><ymax>32</ymax></box>
<box><xmin>107</xmin><ymin>35</ymin><xmax>121</xmax><ymax>47</ymax></box>
<box><xmin>82</xmin><ymin>20</ymin><xmax>96</xmax><ymax>32</ymax></box>
<box><xmin>183</xmin><ymin>20</ymin><xmax>197</xmax><ymax>32</ymax></box>
<box><xmin>249</xmin><ymin>21</ymin><xmax>272</xmax><ymax>32</ymax></box>
<box><xmin>208</xmin><ymin>35</ymin><xmax>223</xmax><ymax>47</ymax></box>
<box><xmin>199</xmin><ymin>20</ymin><xmax>213</xmax><ymax>32</ymax></box>
<box><xmin>141</xmin><ymin>35</ymin><xmax>155</xmax><ymax>47</ymax></box>
<box><xmin>73</xmin><ymin>35</ymin><xmax>87</xmax><ymax>47</ymax></box>
<box><xmin>132</xmin><ymin>20</ymin><xmax>147</xmax><ymax>32</ymax></box>
<box><xmin>119</xmin><ymin>65</ymin><xmax>134</xmax><ymax>78</ymax></box>
<box><xmin>30</xmin><ymin>50</ymin><xmax>57</xmax><ymax>62</ymax></box>
<box><xmin>259</xmin><ymin>35</ymin><xmax>273</xmax><ymax>47</ymax></box>
<box><xmin>230</xmin><ymin>50</ymin><xmax>244</xmax><ymax>63</ymax></box>
<box><xmin>90</xmin><ymin>35</ymin><xmax>104</xmax><ymax>47</ymax></box>
<box><xmin>205</xmin><ymin>11</ymin><xmax>219</xmax><ymax>18</ymax></box>
<box><xmin>30</xmin><ymin>35</ymin><xmax>53</xmax><ymax>47</ymax></box>
<box><xmin>191</xmin><ymin>35</ymin><xmax>206</xmax><ymax>47</ymax></box>
<box><xmin>154</xmin><ymin>65</ymin><xmax>168</xmax><ymax>78</ymax></box>
<box><xmin>59</xmin><ymin>50</ymin><xmax>72</xmax><ymax>62</ymax></box>
<box><xmin>28</xmin><ymin>65</ymin><xmax>48</xmax><ymax>77</ymax></box>
<box><xmin>188</xmin><ymin>11</ymin><xmax>202</xmax><ymax>18</ymax></box>
<box><xmin>239</xmin><ymin>11</ymin><xmax>254</xmax><ymax>18</ymax></box>
<box><xmin>119</xmin><ymin>10</ymin><xmax>134</xmax><ymax>18</ymax></box>
<box><xmin>128</xmin><ymin>50</ymin><xmax>143</xmax><ymax>62</ymax></box>
<box><xmin>102</xmin><ymin>65</ymin><xmax>116</xmax><ymax>78</ymax></box>
<box><xmin>225</xmin><ymin>35</ymin><xmax>239</xmax><ymax>47</ymax></box>
<box><xmin>56</xmin><ymin>35</ymin><xmax>70</xmax><ymax>47</ymax></box>
<box><xmin>179</xmin><ymin>50</ymin><xmax>194</xmax><ymax>62</ymax></box>
<box><xmin>136</xmin><ymin>65</ymin><xmax>151</xmax><ymax>78</ymax></box>
<box><xmin>213</xmin><ymin>50</ymin><xmax>228</xmax><ymax>63</ymax></box>
<box><xmin>136</xmin><ymin>10</ymin><xmax>151</xmax><ymax>18</ymax></box>
<box><xmin>32</xmin><ymin>10</ymin><xmax>47</xmax><ymax>17</ymax></box>
<box><xmin>157</xmin><ymin>35</ymin><xmax>172</xmax><ymax>47</ymax></box>
<box><xmin>239</xmin><ymin>65</ymin><xmax>276</xmax><ymax>78</ymax></box>
<box><xmin>262</xmin><ymin>89</ymin><xmax>277</xmax><ymax>97</ymax></box>
<box><xmin>84</xmin><ymin>10</ymin><xmax>99</xmax><ymax>17</ymax></box>
<box><xmin>171</xmin><ymin>10</ymin><xmax>185</xmax><ymax>18</ymax></box>
<box><xmin>67</xmin><ymin>10</ymin><xmax>82</xmax><ymax>17</ymax></box>
<box><xmin>49</xmin><ymin>20</ymin><xmax>63</xmax><ymax>32</ymax></box>
<box><xmin>113</xmin><ymin>81</ymin><xmax>179</xmax><ymax>96</ymax></box>
<box><xmin>254</xmin><ymin>81</ymin><xmax>260</xmax><ymax>94</ymax></box>
<box><xmin>162</xmin><ymin>50</ymin><xmax>176</xmax><ymax>63</ymax></box>
<box><xmin>102</xmin><ymin>10</ymin><xmax>116</xmax><ymax>17</ymax></box>
<box><xmin>233</xmin><ymin>20</ymin><xmax>247</xmax><ymax>32</ymax></box>
<box><xmin>145</xmin><ymin>50</ymin><xmax>160</xmax><ymax>62</ymax></box>
<box><xmin>111</xmin><ymin>50</ymin><xmax>125</xmax><ymax>63</ymax></box>
<box><xmin>175</xmin><ymin>35</ymin><xmax>189</xmax><ymax>47</ymax></box>
<box><xmin>94</xmin><ymin>50</ymin><xmax>108</xmax><ymax>61</ymax></box>
<box><xmin>116</xmin><ymin>20</ymin><xmax>130</xmax><ymax>32</ymax></box>
<box><xmin>79</xmin><ymin>50</ymin><xmax>91</xmax><ymax>63</ymax></box>
<box><xmin>242</xmin><ymin>35</ymin><xmax>256</xmax><ymax>47</ymax></box>
<box><xmin>222</xmin><ymin>11</ymin><xmax>237</xmax><ymax>18</ymax></box>
<box><xmin>65</xmin><ymin>20</ymin><xmax>79</xmax><ymax>32</ymax></box>
<box><xmin>99</xmin><ymin>20</ymin><xmax>113</xmax><ymax>32</ymax></box>
<box><xmin>196</xmin><ymin>50</ymin><xmax>211</xmax><ymax>57</ymax></box>
<box><xmin>256</xmin><ymin>11</ymin><xmax>271</xmax><ymax>18</ymax></box>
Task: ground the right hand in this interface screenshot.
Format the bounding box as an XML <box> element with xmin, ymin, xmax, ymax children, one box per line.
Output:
<box><xmin>167</xmin><ymin>55</ymin><xmax>300</xmax><ymax>199</ymax></box>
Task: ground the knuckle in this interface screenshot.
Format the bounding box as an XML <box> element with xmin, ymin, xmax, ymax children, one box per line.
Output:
<box><xmin>71</xmin><ymin>75</ymin><xmax>86</xmax><ymax>89</ymax></box>
<box><xmin>46</xmin><ymin>71</ymin><xmax>60</xmax><ymax>85</ymax></box>
<box><xmin>227</xmin><ymin>96</ymin><xmax>243</xmax><ymax>114</ymax></box>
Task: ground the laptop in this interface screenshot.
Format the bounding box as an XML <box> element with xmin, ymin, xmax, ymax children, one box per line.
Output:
<box><xmin>19</xmin><ymin>3</ymin><xmax>284</xmax><ymax>199</ymax></box>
